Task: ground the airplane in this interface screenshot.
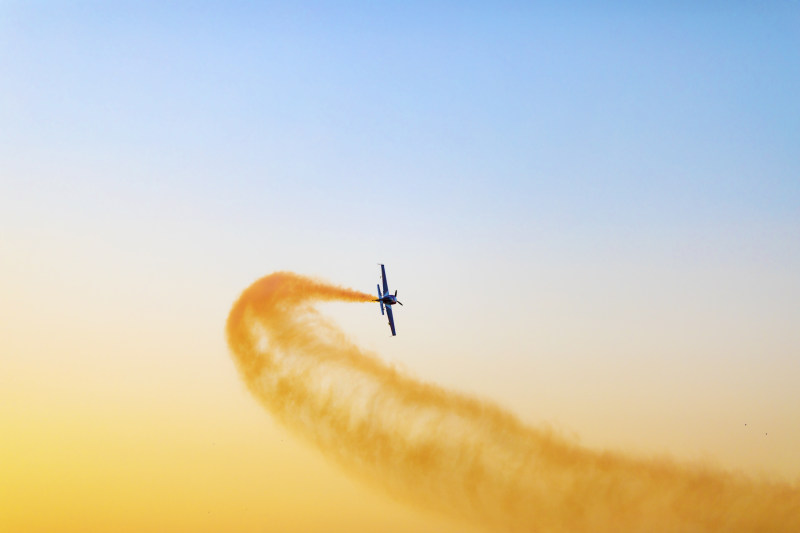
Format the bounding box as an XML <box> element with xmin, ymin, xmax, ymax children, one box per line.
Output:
<box><xmin>373</xmin><ymin>263</ymin><xmax>402</xmax><ymax>336</ymax></box>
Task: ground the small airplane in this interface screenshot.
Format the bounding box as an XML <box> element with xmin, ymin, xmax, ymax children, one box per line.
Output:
<box><xmin>373</xmin><ymin>263</ymin><xmax>402</xmax><ymax>336</ymax></box>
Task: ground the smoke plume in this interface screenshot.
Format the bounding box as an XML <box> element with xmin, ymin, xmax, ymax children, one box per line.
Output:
<box><xmin>225</xmin><ymin>272</ymin><xmax>800</xmax><ymax>532</ymax></box>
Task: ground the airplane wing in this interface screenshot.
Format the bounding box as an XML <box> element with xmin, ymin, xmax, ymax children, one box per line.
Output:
<box><xmin>380</xmin><ymin>264</ymin><xmax>389</xmax><ymax>295</ymax></box>
<box><xmin>385</xmin><ymin>304</ymin><xmax>396</xmax><ymax>336</ymax></box>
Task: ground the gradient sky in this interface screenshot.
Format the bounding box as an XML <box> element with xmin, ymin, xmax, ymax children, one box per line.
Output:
<box><xmin>2</xmin><ymin>3</ymin><xmax>799</xmax><ymax>532</ymax></box>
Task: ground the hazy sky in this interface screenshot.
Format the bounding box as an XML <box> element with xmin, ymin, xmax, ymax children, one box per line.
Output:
<box><xmin>2</xmin><ymin>3</ymin><xmax>799</xmax><ymax>532</ymax></box>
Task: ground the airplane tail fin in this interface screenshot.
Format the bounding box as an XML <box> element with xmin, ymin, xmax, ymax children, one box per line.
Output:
<box><xmin>377</xmin><ymin>285</ymin><xmax>384</xmax><ymax>315</ymax></box>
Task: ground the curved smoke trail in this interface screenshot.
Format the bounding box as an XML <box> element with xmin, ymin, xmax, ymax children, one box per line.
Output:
<box><xmin>226</xmin><ymin>272</ymin><xmax>800</xmax><ymax>533</ymax></box>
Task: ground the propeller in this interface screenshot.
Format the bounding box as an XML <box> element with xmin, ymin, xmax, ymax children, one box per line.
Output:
<box><xmin>395</xmin><ymin>290</ymin><xmax>403</xmax><ymax>306</ymax></box>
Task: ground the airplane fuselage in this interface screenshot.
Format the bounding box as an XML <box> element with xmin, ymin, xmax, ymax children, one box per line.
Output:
<box><xmin>377</xmin><ymin>294</ymin><xmax>398</xmax><ymax>306</ymax></box>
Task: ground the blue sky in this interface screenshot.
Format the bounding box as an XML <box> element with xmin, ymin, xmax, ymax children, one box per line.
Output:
<box><xmin>4</xmin><ymin>3</ymin><xmax>798</xmax><ymax>233</ymax></box>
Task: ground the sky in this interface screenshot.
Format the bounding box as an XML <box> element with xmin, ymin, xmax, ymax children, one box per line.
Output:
<box><xmin>1</xmin><ymin>2</ymin><xmax>799</xmax><ymax>532</ymax></box>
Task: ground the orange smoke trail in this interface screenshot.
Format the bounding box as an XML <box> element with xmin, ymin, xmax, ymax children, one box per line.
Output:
<box><xmin>226</xmin><ymin>272</ymin><xmax>800</xmax><ymax>533</ymax></box>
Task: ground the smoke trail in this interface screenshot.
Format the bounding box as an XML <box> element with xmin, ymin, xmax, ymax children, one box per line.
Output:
<box><xmin>226</xmin><ymin>272</ymin><xmax>800</xmax><ymax>533</ymax></box>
